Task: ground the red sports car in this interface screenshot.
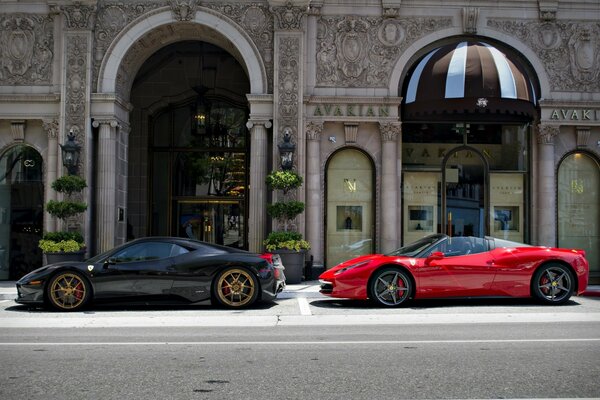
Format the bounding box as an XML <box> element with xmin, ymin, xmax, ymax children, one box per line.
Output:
<box><xmin>319</xmin><ymin>234</ymin><xmax>589</xmax><ymax>307</ymax></box>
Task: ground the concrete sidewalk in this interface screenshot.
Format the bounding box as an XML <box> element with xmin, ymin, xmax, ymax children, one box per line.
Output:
<box><xmin>1</xmin><ymin>279</ymin><xmax>599</xmax><ymax>301</ymax></box>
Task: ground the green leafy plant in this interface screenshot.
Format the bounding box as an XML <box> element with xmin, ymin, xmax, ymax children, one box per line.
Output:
<box><xmin>39</xmin><ymin>175</ymin><xmax>87</xmax><ymax>253</ymax></box>
<box><xmin>263</xmin><ymin>231</ymin><xmax>310</xmax><ymax>252</ymax></box>
<box><xmin>263</xmin><ymin>170</ymin><xmax>310</xmax><ymax>252</ymax></box>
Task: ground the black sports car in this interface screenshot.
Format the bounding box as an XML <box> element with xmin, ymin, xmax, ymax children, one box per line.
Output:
<box><xmin>16</xmin><ymin>237</ymin><xmax>286</xmax><ymax>311</ymax></box>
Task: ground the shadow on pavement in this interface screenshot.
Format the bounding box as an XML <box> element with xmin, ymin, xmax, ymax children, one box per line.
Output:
<box><xmin>309</xmin><ymin>297</ymin><xmax>582</xmax><ymax>309</ymax></box>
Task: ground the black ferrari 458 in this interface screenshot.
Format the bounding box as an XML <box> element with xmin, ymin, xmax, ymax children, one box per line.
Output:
<box><xmin>16</xmin><ymin>237</ymin><xmax>286</xmax><ymax>311</ymax></box>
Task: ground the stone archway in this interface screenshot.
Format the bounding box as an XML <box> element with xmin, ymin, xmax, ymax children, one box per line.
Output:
<box><xmin>91</xmin><ymin>7</ymin><xmax>272</xmax><ymax>253</ymax></box>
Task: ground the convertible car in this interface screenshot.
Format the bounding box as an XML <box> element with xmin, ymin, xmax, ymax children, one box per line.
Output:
<box><xmin>319</xmin><ymin>234</ymin><xmax>589</xmax><ymax>307</ymax></box>
<box><xmin>16</xmin><ymin>237</ymin><xmax>286</xmax><ymax>311</ymax></box>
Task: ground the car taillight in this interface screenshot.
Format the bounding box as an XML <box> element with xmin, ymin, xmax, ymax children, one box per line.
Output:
<box><xmin>259</xmin><ymin>253</ymin><xmax>274</xmax><ymax>264</ymax></box>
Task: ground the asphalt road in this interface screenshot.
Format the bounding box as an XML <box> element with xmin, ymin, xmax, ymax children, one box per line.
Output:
<box><xmin>1</xmin><ymin>295</ymin><xmax>600</xmax><ymax>400</ymax></box>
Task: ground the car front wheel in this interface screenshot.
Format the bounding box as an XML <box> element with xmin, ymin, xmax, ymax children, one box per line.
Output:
<box><xmin>369</xmin><ymin>267</ymin><xmax>412</xmax><ymax>307</ymax></box>
<box><xmin>46</xmin><ymin>271</ymin><xmax>91</xmax><ymax>311</ymax></box>
<box><xmin>213</xmin><ymin>268</ymin><xmax>259</xmax><ymax>308</ymax></box>
<box><xmin>532</xmin><ymin>263</ymin><xmax>575</xmax><ymax>305</ymax></box>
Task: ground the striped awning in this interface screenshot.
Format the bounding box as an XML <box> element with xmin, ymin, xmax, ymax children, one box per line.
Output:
<box><xmin>403</xmin><ymin>41</ymin><xmax>538</xmax><ymax>122</ymax></box>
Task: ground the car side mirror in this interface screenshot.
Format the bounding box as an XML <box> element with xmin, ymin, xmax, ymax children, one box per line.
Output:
<box><xmin>104</xmin><ymin>258</ymin><xmax>117</xmax><ymax>268</ymax></box>
<box><xmin>425</xmin><ymin>251</ymin><xmax>444</xmax><ymax>266</ymax></box>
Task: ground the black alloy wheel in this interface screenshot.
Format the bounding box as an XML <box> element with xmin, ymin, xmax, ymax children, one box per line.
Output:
<box><xmin>369</xmin><ymin>267</ymin><xmax>412</xmax><ymax>307</ymax></box>
<box><xmin>532</xmin><ymin>263</ymin><xmax>575</xmax><ymax>305</ymax></box>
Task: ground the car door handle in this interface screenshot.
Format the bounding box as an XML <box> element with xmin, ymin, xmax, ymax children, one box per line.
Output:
<box><xmin>486</xmin><ymin>260</ymin><xmax>495</xmax><ymax>266</ymax></box>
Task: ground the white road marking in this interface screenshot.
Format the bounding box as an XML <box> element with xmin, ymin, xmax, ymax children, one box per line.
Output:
<box><xmin>0</xmin><ymin>338</ymin><xmax>599</xmax><ymax>346</ymax></box>
<box><xmin>0</xmin><ymin>300</ymin><xmax>11</xmax><ymax>304</ymax></box>
<box><xmin>297</xmin><ymin>297</ymin><xmax>312</xmax><ymax>315</ymax></box>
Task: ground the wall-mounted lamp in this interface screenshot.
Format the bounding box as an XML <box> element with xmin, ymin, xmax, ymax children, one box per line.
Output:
<box><xmin>278</xmin><ymin>128</ymin><xmax>296</xmax><ymax>170</ymax></box>
<box><xmin>60</xmin><ymin>129</ymin><xmax>81</xmax><ymax>175</ymax></box>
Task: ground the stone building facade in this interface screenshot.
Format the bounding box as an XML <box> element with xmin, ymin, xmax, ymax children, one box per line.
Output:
<box><xmin>0</xmin><ymin>0</ymin><xmax>598</xmax><ymax>283</ymax></box>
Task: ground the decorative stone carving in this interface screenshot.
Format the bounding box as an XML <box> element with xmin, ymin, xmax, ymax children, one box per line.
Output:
<box><xmin>344</xmin><ymin>123</ymin><xmax>359</xmax><ymax>143</ymax></box>
<box><xmin>169</xmin><ymin>0</ymin><xmax>198</xmax><ymax>22</ymax></box>
<box><xmin>65</xmin><ymin>34</ymin><xmax>90</xmax><ymax>170</ymax></box>
<box><xmin>488</xmin><ymin>19</ymin><xmax>600</xmax><ymax>92</ymax></box>
<box><xmin>43</xmin><ymin>119</ymin><xmax>60</xmax><ymax>139</ymax></box>
<box><xmin>0</xmin><ymin>14</ymin><xmax>54</xmax><ymax>84</ymax></box>
<box><xmin>10</xmin><ymin>121</ymin><xmax>26</xmax><ymax>142</ymax></box>
<box><xmin>278</xmin><ymin>36</ymin><xmax>300</xmax><ymax>122</ymax></box>
<box><xmin>62</xmin><ymin>2</ymin><xmax>97</xmax><ymax>29</ymax></box>
<box><xmin>307</xmin><ymin>1</ymin><xmax>323</xmax><ymax>16</ymax></box>
<box><xmin>306</xmin><ymin>121</ymin><xmax>323</xmax><ymax>141</ymax></box>
<box><xmin>379</xmin><ymin>122</ymin><xmax>401</xmax><ymax>142</ymax></box>
<box><xmin>537</xmin><ymin>124</ymin><xmax>560</xmax><ymax>144</ymax></box>
<box><xmin>462</xmin><ymin>7</ymin><xmax>479</xmax><ymax>34</ymax></box>
<box><xmin>316</xmin><ymin>15</ymin><xmax>451</xmax><ymax>87</ymax></box>
<box><xmin>576</xmin><ymin>126</ymin><xmax>591</xmax><ymax>148</ymax></box>
<box><xmin>271</xmin><ymin>2</ymin><xmax>305</xmax><ymax>31</ymax></box>
<box><xmin>538</xmin><ymin>0</ymin><xmax>557</xmax><ymax>21</ymax></box>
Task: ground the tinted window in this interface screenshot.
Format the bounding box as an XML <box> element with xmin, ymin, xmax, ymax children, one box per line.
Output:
<box><xmin>112</xmin><ymin>242</ymin><xmax>189</xmax><ymax>263</ymax></box>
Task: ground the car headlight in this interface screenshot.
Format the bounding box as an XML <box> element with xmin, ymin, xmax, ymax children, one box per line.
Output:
<box><xmin>334</xmin><ymin>261</ymin><xmax>370</xmax><ymax>275</ymax></box>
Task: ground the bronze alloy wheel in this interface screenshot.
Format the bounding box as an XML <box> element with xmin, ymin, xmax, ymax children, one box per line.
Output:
<box><xmin>215</xmin><ymin>268</ymin><xmax>258</xmax><ymax>308</ymax></box>
<box><xmin>47</xmin><ymin>272</ymin><xmax>90</xmax><ymax>311</ymax></box>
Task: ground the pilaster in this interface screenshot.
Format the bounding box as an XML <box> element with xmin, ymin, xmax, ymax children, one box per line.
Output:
<box><xmin>536</xmin><ymin>123</ymin><xmax>559</xmax><ymax>247</ymax></box>
<box><xmin>306</xmin><ymin>121</ymin><xmax>323</xmax><ymax>267</ymax></box>
<box><xmin>379</xmin><ymin>122</ymin><xmax>401</xmax><ymax>253</ymax></box>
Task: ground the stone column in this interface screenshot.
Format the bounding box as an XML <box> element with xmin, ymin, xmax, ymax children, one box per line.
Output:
<box><xmin>306</xmin><ymin>121</ymin><xmax>323</xmax><ymax>268</ymax></box>
<box><xmin>42</xmin><ymin>119</ymin><xmax>60</xmax><ymax>233</ymax></box>
<box><xmin>93</xmin><ymin>119</ymin><xmax>119</xmax><ymax>253</ymax></box>
<box><xmin>380</xmin><ymin>122</ymin><xmax>401</xmax><ymax>253</ymax></box>
<box><xmin>536</xmin><ymin>124</ymin><xmax>559</xmax><ymax>247</ymax></box>
<box><xmin>247</xmin><ymin>119</ymin><xmax>272</xmax><ymax>253</ymax></box>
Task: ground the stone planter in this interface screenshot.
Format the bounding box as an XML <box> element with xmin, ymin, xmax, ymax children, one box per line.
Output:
<box><xmin>44</xmin><ymin>250</ymin><xmax>86</xmax><ymax>265</ymax></box>
<box><xmin>274</xmin><ymin>249</ymin><xmax>306</xmax><ymax>284</ymax></box>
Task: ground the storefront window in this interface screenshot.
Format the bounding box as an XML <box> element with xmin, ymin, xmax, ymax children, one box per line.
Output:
<box><xmin>402</xmin><ymin>123</ymin><xmax>529</xmax><ymax>243</ymax></box>
<box><xmin>326</xmin><ymin>149</ymin><xmax>374</xmax><ymax>268</ymax></box>
<box><xmin>558</xmin><ymin>153</ymin><xmax>600</xmax><ymax>280</ymax></box>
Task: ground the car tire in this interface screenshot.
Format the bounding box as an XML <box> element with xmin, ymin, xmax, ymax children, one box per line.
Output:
<box><xmin>532</xmin><ymin>263</ymin><xmax>575</xmax><ymax>305</ymax></box>
<box><xmin>369</xmin><ymin>267</ymin><xmax>412</xmax><ymax>307</ymax></box>
<box><xmin>46</xmin><ymin>271</ymin><xmax>91</xmax><ymax>311</ymax></box>
<box><xmin>213</xmin><ymin>267</ymin><xmax>259</xmax><ymax>308</ymax></box>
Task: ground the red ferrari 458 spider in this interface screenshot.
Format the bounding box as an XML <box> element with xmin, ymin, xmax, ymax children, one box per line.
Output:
<box><xmin>319</xmin><ymin>234</ymin><xmax>589</xmax><ymax>307</ymax></box>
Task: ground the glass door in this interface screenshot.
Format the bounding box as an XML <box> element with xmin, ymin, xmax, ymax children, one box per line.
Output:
<box><xmin>442</xmin><ymin>146</ymin><xmax>488</xmax><ymax>237</ymax></box>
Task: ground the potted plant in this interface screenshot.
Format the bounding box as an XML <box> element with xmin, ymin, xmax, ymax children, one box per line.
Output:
<box><xmin>38</xmin><ymin>175</ymin><xmax>87</xmax><ymax>264</ymax></box>
<box><xmin>264</xmin><ymin>170</ymin><xmax>310</xmax><ymax>283</ymax></box>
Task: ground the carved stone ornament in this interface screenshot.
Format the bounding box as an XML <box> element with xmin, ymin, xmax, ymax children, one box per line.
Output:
<box><xmin>537</xmin><ymin>124</ymin><xmax>560</xmax><ymax>144</ymax></box>
<box><xmin>462</xmin><ymin>7</ymin><xmax>479</xmax><ymax>34</ymax></box>
<box><xmin>576</xmin><ymin>126</ymin><xmax>591</xmax><ymax>148</ymax></box>
<box><xmin>272</xmin><ymin>2</ymin><xmax>305</xmax><ymax>30</ymax></box>
<box><xmin>488</xmin><ymin>19</ymin><xmax>600</xmax><ymax>92</ymax></box>
<box><xmin>0</xmin><ymin>14</ymin><xmax>54</xmax><ymax>84</ymax></box>
<box><xmin>306</xmin><ymin>121</ymin><xmax>323</xmax><ymax>141</ymax></box>
<box><xmin>62</xmin><ymin>2</ymin><xmax>97</xmax><ymax>29</ymax></box>
<box><xmin>379</xmin><ymin>122</ymin><xmax>401</xmax><ymax>142</ymax></box>
<box><xmin>169</xmin><ymin>0</ymin><xmax>198</xmax><ymax>22</ymax></box>
<box><xmin>317</xmin><ymin>15</ymin><xmax>451</xmax><ymax>87</ymax></box>
<box><xmin>42</xmin><ymin>119</ymin><xmax>60</xmax><ymax>139</ymax></box>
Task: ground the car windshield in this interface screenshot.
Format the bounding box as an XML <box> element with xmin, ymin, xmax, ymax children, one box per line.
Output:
<box><xmin>387</xmin><ymin>234</ymin><xmax>446</xmax><ymax>257</ymax></box>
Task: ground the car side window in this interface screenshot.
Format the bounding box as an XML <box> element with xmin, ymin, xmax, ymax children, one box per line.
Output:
<box><xmin>112</xmin><ymin>242</ymin><xmax>188</xmax><ymax>263</ymax></box>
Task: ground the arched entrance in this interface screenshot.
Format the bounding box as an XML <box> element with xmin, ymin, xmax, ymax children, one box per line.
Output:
<box><xmin>129</xmin><ymin>41</ymin><xmax>251</xmax><ymax>249</ymax></box>
<box><xmin>325</xmin><ymin>148</ymin><xmax>375</xmax><ymax>268</ymax></box>
<box><xmin>401</xmin><ymin>39</ymin><xmax>537</xmax><ymax>244</ymax></box>
<box><xmin>0</xmin><ymin>145</ymin><xmax>43</xmax><ymax>279</ymax></box>
<box><xmin>558</xmin><ymin>152</ymin><xmax>600</xmax><ymax>282</ymax></box>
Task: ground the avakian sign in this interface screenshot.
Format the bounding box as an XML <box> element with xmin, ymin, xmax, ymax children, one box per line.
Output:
<box><xmin>549</xmin><ymin>109</ymin><xmax>600</xmax><ymax>121</ymax></box>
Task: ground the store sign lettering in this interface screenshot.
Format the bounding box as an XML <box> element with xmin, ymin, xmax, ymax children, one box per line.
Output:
<box><xmin>550</xmin><ymin>109</ymin><xmax>599</xmax><ymax>121</ymax></box>
<box><xmin>404</xmin><ymin>147</ymin><xmax>495</xmax><ymax>160</ymax></box>
<box><xmin>313</xmin><ymin>104</ymin><xmax>389</xmax><ymax>118</ymax></box>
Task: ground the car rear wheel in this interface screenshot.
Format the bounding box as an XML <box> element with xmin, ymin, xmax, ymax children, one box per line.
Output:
<box><xmin>46</xmin><ymin>271</ymin><xmax>91</xmax><ymax>311</ymax></box>
<box><xmin>532</xmin><ymin>263</ymin><xmax>575</xmax><ymax>305</ymax></box>
<box><xmin>213</xmin><ymin>268</ymin><xmax>259</xmax><ymax>308</ymax></box>
<box><xmin>369</xmin><ymin>268</ymin><xmax>412</xmax><ymax>307</ymax></box>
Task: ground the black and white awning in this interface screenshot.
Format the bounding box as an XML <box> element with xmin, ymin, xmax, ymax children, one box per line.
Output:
<box><xmin>403</xmin><ymin>41</ymin><xmax>538</xmax><ymax>122</ymax></box>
